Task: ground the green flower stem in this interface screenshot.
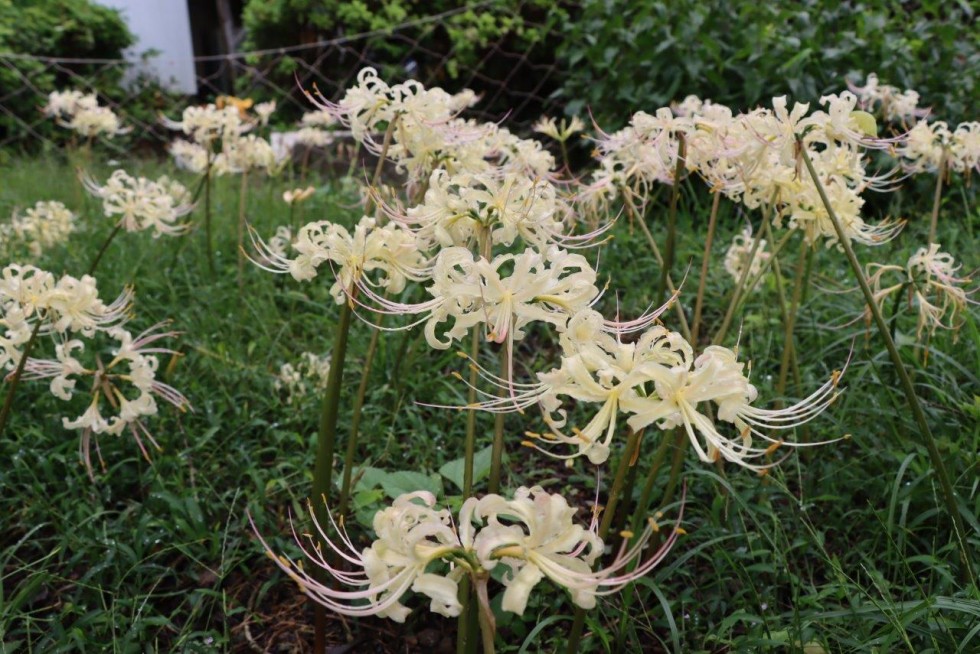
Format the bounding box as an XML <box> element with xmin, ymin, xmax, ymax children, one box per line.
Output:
<box><xmin>462</xmin><ymin>325</ymin><xmax>480</xmax><ymax>499</ymax></box>
<box><xmin>311</xmin><ymin>294</ymin><xmax>355</xmax><ymax>652</ymax></box>
<box><xmin>0</xmin><ymin>318</ymin><xmax>43</xmax><ymax>439</ymax></box>
<box><xmin>475</xmin><ymin>573</ymin><xmax>497</xmax><ymax>654</ymax></box>
<box><xmin>657</xmin><ymin>134</ymin><xmax>686</xmax><ymax>304</ymax></box>
<box><xmin>456</xmin><ymin>575</ymin><xmax>479</xmax><ymax>654</ymax></box>
<box><xmin>691</xmin><ymin>190</ymin><xmax>722</xmax><ymax>344</ymax></box>
<box><xmin>463</xmin><ymin>229</ymin><xmax>491</xmax><ymax>499</ymax></box>
<box><xmin>336</xmin><ymin>321</ymin><xmax>382</xmax><ymax>519</ymax></box>
<box><xmin>660</xmin><ymin>430</ymin><xmax>688</xmax><ymax>510</ymax></box>
<box><xmin>203</xmin><ymin>153</ymin><xmax>215</xmax><ymax>276</ymax></box>
<box><xmin>928</xmin><ymin>149</ymin><xmax>948</xmax><ymax>245</ymax></box>
<box><xmin>566</xmin><ymin>428</ymin><xmax>644</xmax><ymax>654</ymax></box>
<box><xmin>760</xmin><ymin>219</ymin><xmax>796</xmax><ymax>405</ymax></box>
<box><xmin>712</xmin><ymin>191</ymin><xmax>778</xmax><ymax>345</ymax></box>
<box><xmin>889</xmin><ymin>281</ymin><xmax>911</xmax><ymax>342</ymax></box>
<box><xmin>236</xmin><ymin>169</ymin><xmax>249</xmax><ymax>293</ymax></box>
<box><xmin>488</xmin><ymin>343</ymin><xmax>508</xmax><ymax>494</ymax></box>
<box><xmin>627</xmin><ymin>430</ymin><xmax>674</xmax><ymax>534</ymax></box>
<box><xmin>777</xmin><ymin>238</ymin><xmax>810</xmax><ymax>399</ymax></box>
<box><xmin>634</xmin><ymin>211</ymin><xmax>692</xmax><ymax>342</ymax></box>
<box><xmin>86</xmin><ymin>222</ymin><xmax>124</xmax><ymax>277</ymax></box>
<box><xmin>798</xmin><ymin>139</ymin><xmax>975</xmax><ymax>587</ymax></box>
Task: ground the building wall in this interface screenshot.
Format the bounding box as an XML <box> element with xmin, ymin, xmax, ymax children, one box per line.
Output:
<box><xmin>96</xmin><ymin>0</ymin><xmax>198</xmax><ymax>94</ymax></box>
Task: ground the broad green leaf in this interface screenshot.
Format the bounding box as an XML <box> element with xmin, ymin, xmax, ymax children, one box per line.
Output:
<box><xmin>439</xmin><ymin>445</ymin><xmax>496</xmax><ymax>492</ymax></box>
<box><xmin>380</xmin><ymin>470</ymin><xmax>442</xmax><ymax>500</ymax></box>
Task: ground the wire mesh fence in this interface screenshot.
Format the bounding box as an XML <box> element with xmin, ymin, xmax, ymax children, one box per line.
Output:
<box><xmin>0</xmin><ymin>1</ymin><xmax>568</xmax><ymax>151</ymax></box>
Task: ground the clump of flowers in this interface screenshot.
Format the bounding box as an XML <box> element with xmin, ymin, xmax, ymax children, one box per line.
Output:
<box><xmin>723</xmin><ymin>225</ymin><xmax>771</xmax><ymax>286</ymax></box>
<box><xmin>847</xmin><ymin>73</ymin><xmax>927</xmax><ymax>123</ymax></box>
<box><xmin>274</xmin><ymin>352</ymin><xmax>331</xmax><ymax>405</ymax></box>
<box><xmin>2</xmin><ymin>201</ymin><xmax>76</xmax><ymax>258</ymax></box>
<box><xmin>82</xmin><ymin>170</ymin><xmax>194</xmax><ymax>237</ymax></box>
<box><xmin>253</xmin><ymin>486</ymin><xmax>682</xmax><ymax>623</ymax></box>
<box><xmin>470</xmin><ymin>309</ymin><xmax>845</xmax><ymax>468</ymax></box>
<box><xmin>0</xmin><ymin>264</ymin><xmax>189</xmax><ymax>476</ymax></box>
<box><xmin>42</xmin><ymin>89</ymin><xmax>128</xmax><ymax>139</ymax></box>
<box><xmin>867</xmin><ymin>243</ymin><xmax>977</xmax><ymax>340</ymax></box>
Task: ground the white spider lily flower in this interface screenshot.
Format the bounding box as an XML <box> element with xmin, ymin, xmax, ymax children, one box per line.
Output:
<box><xmin>214</xmin><ymin>134</ymin><xmax>282</xmax><ymax>175</ymax></box>
<box><xmin>396</xmin><ymin>170</ymin><xmax>578</xmax><ymax>251</ymax></box>
<box><xmin>452</xmin><ymin>308</ymin><xmax>685</xmax><ymax>464</ymax></box>
<box><xmin>21</xmin><ymin>321</ymin><xmax>189</xmax><ymax>477</ymax></box>
<box><xmin>274</xmin><ymin>351</ymin><xmax>330</xmax><ymax>405</ymax></box>
<box><xmin>42</xmin><ymin>89</ymin><xmax>98</xmax><ymax>119</ymax></box>
<box><xmin>469</xmin><ymin>486</ymin><xmax>603</xmax><ymax>613</ymax></box>
<box><xmin>723</xmin><ymin>225</ymin><xmax>771</xmax><ymax>285</ymax></box>
<box><xmin>803</xmin><ymin>91</ymin><xmax>895</xmax><ymax>150</ymax></box>
<box><xmin>623</xmin><ymin>345</ymin><xmax>846</xmax><ymax>470</ymax></box>
<box><xmin>82</xmin><ymin>170</ymin><xmax>194</xmax><ymax>237</ymax></box>
<box><xmin>534</xmin><ymin>115</ymin><xmax>586</xmax><ymax>142</ymax></box>
<box><xmin>950</xmin><ymin>122</ymin><xmax>980</xmax><ymax>174</ymax></box>
<box><xmin>252</xmin><ymin>487</ymin><xmax>681</xmax><ymax>623</ymax></box>
<box><xmin>3</xmin><ymin>201</ymin><xmax>76</xmax><ymax>258</ymax></box>
<box><xmin>0</xmin><ymin>265</ymin><xmax>131</xmax><ymax>345</ymax></box>
<box><xmin>354</xmin><ymin>246</ymin><xmax>599</xmax><ymax>355</ymax></box>
<box><xmin>300</xmin><ymin>109</ymin><xmax>337</xmax><ymax>128</ymax></box>
<box><xmin>868</xmin><ymin>244</ymin><xmax>977</xmax><ymax>340</ymax></box>
<box><xmin>254</xmin><ymin>100</ymin><xmax>276</xmax><ymax>126</ymax></box>
<box><xmin>249</xmin><ymin>216</ymin><xmax>428</xmax><ymax>303</ymax></box>
<box><xmin>470</xmin><ymin>485</ymin><xmax>683</xmax><ymax>614</ymax></box>
<box><xmin>63</xmin><ymin>106</ymin><xmax>129</xmax><ymax>138</ymax></box>
<box><xmin>252</xmin><ymin>491</ymin><xmax>464</xmax><ymax>623</ymax></box>
<box><xmin>161</xmin><ymin>103</ymin><xmax>250</xmax><ymax>145</ymax></box>
<box><xmin>168</xmin><ymin>139</ymin><xmax>209</xmax><ymax>174</ymax></box>
<box><xmin>847</xmin><ymin>73</ymin><xmax>927</xmax><ymax>122</ymax></box>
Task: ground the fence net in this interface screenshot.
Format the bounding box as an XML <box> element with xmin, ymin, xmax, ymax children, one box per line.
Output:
<box><xmin>0</xmin><ymin>1</ymin><xmax>568</xmax><ymax>151</ymax></box>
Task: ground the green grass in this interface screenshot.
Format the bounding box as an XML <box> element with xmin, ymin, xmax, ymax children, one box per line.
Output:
<box><xmin>0</xmin><ymin>149</ymin><xmax>977</xmax><ymax>653</ymax></box>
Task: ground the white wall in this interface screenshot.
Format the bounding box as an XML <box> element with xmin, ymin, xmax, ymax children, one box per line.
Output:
<box><xmin>97</xmin><ymin>0</ymin><xmax>198</xmax><ymax>94</ymax></box>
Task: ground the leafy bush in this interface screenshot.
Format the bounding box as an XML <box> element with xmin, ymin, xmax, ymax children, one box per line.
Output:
<box><xmin>0</xmin><ymin>0</ymin><xmax>133</xmax><ymax>144</ymax></box>
<box><xmin>557</xmin><ymin>0</ymin><xmax>978</xmax><ymax>127</ymax></box>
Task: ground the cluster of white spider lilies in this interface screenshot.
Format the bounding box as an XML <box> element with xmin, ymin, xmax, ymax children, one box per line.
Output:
<box><xmin>0</xmin><ymin>264</ymin><xmax>189</xmax><ymax>476</ymax></box>
<box><xmin>14</xmin><ymin>66</ymin><xmax>974</xmax><ymax>649</ymax></box>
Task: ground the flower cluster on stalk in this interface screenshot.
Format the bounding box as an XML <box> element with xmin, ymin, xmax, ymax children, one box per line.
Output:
<box><xmin>254</xmin><ymin>486</ymin><xmax>682</xmax><ymax>622</ymax></box>
<box><xmin>0</xmin><ymin>264</ymin><xmax>189</xmax><ymax>476</ymax></box>
<box><xmin>82</xmin><ymin>170</ymin><xmax>194</xmax><ymax>237</ymax></box>
<box><xmin>2</xmin><ymin>201</ymin><xmax>76</xmax><ymax>258</ymax></box>
<box><xmin>42</xmin><ymin>89</ymin><xmax>129</xmax><ymax>139</ymax></box>
<box><xmin>867</xmin><ymin>243</ymin><xmax>977</xmax><ymax>340</ymax></box>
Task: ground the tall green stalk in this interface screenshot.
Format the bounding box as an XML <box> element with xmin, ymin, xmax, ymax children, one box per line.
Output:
<box><xmin>336</xmin><ymin>323</ymin><xmax>382</xmax><ymax>519</ymax></box>
<box><xmin>691</xmin><ymin>190</ymin><xmax>722</xmax><ymax>344</ymax></box>
<box><xmin>0</xmin><ymin>319</ymin><xmax>42</xmax><ymax>439</ymax></box>
<box><xmin>798</xmin><ymin>139</ymin><xmax>975</xmax><ymax>587</ymax></box>
<box><xmin>488</xmin><ymin>343</ymin><xmax>508</xmax><ymax>494</ymax></box>
<box><xmin>712</xmin><ymin>191</ymin><xmax>778</xmax><ymax>345</ymax></box>
<box><xmin>203</xmin><ymin>152</ymin><xmax>215</xmax><ymax>276</ymax></box>
<box><xmin>927</xmin><ymin>149</ymin><xmax>948</xmax><ymax>245</ymax></box>
<box><xmin>236</xmin><ymin>169</ymin><xmax>249</xmax><ymax>293</ymax></box>
<box><xmin>777</xmin><ymin>238</ymin><xmax>810</xmax><ymax>398</ymax></box>
<box><xmin>311</xmin><ymin>296</ymin><xmax>355</xmax><ymax>652</ymax></box>
<box><xmin>565</xmin><ymin>428</ymin><xmax>644</xmax><ymax>654</ymax></box>
<box><xmin>657</xmin><ymin>134</ymin><xmax>686</xmax><ymax>304</ymax></box>
<box><xmin>462</xmin><ymin>326</ymin><xmax>481</xmax><ymax>498</ymax></box>
<box><xmin>634</xmin><ymin>209</ymin><xmax>692</xmax><ymax>342</ymax></box>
